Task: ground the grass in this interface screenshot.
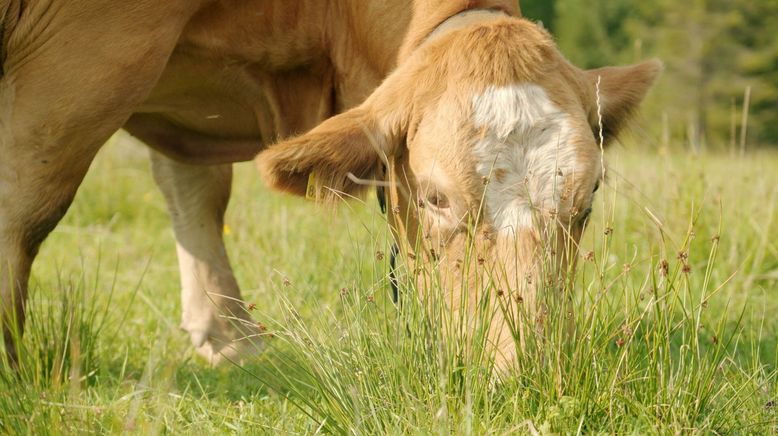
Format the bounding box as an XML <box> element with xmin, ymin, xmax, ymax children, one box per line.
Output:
<box><xmin>1</xmin><ymin>132</ymin><xmax>776</xmax><ymax>434</ymax></box>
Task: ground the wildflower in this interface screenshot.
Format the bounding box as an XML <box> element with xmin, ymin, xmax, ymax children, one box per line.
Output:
<box><xmin>283</xmin><ymin>277</ymin><xmax>291</xmax><ymax>287</ymax></box>
<box><xmin>340</xmin><ymin>288</ymin><xmax>349</xmax><ymax>296</ymax></box>
<box><xmin>711</xmin><ymin>234</ymin><xmax>720</xmax><ymax>242</ymax></box>
<box><xmin>682</xmin><ymin>263</ymin><xmax>692</xmax><ymax>274</ymax></box>
<box><xmin>366</xmin><ymin>295</ymin><xmax>375</xmax><ymax>303</ymax></box>
<box><xmin>615</xmin><ymin>338</ymin><xmax>626</xmax><ymax>347</ymax></box>
<box><xmin>604</xmin><ymin>227</ymin><xmax>613</xmax><ymax>236</ymax></box>
<box><xmin>584</xmin><ymin>251</ymin><xmax>595</xmax><ymax>262</ymax></box>
<box><xmin>257</xmin><ymin>323</ymin><xmax>268</xmax><ymax>333</ymax></box>
<box><xmin>223</xmin><ymin>224</ymin><xmax>232</xmax><ymax>236</ymax></box>
<box><xmin>623</xmin><ymin>263</ymin><xmax>632</xmax><ymax>273</ymax></box>
<box><xmin>247</xmin><ymin>303</ymin><xmax>256</xmax><ymax>311</ymax></box>
<box><xmin>375</xmin><ymin>250</ymin><xmax>385</xmax><ymax>261</ymax></box>
<box><xmin>677</xmin><ymin>250</ymin><xmax>688</xmax><ymax>261</ymax></box>
<box><xmin>711</xmin><ymin>335</ymin><xmax>718</xmax><ymax>345</ymax></box>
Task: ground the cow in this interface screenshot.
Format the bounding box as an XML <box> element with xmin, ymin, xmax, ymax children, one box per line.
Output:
<box><xmin>0</xmin><ymin>0</ymin><xmax>660</xmax><ymax>369</ymax></box>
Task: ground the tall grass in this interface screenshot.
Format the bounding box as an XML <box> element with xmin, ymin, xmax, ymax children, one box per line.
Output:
<box><xmin>0</xmin><ymin>135</ymin><xmax>776</xmax><ymax>433</ymax></box>
<box><xmin>239</xmin><ymin>160</ymin><xmax>776</xmax><ymax>433</ymax></box>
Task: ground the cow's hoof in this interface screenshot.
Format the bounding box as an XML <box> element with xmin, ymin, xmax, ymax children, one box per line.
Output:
<box><xmin>186</xmin><ymin>322</ymin><xmax>265</xmax><ymax>366</ymax></box>
<box><xmin>194</xmin><ymin>335</ymin><xmax>264</xmax><ymax>366</ymax></box>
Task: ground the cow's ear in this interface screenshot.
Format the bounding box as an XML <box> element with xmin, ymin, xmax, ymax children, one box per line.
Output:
<box><xmin>585</xmin><ymin>59</ymin><xmax>662</xmax><ymax>145</ymax></box>
<box><xmin>257</xmin><ymin>107</ymin><xmax>401</xmax><ymax>201</ymax></box>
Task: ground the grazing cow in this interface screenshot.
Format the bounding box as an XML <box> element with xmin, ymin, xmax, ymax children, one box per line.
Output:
<box><xmin>0</xmin><ymin>0</ymin><xmax>660</xmax><ymax>368</ymax></box>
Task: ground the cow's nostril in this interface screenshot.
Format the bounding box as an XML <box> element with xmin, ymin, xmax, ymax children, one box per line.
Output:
<box><xmin>578</xmin><ymin>207</ymin><xmax>593</xmax><ymax>223</ymax></box>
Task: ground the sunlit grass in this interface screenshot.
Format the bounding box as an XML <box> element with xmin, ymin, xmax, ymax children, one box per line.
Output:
<box><xmin>0</xmin><ymin>133</ymin><xmax>776</xmax><ymax>433</ymax></box>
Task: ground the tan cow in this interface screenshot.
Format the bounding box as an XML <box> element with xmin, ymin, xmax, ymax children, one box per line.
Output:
<box><xmin>0</xmin><ymin>0</ymin><xmax>659</xmax><ymax>369</ymax></box>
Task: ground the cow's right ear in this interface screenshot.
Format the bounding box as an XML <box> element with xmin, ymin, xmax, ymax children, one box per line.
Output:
<box><xmin>257</xmin><ymin>106</ymin><xmax>402</xmax><ymax>201</ymax></box>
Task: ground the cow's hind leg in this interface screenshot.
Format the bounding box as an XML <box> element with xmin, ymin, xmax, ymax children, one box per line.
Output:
<box><xmin>0</xmin><ymin>1</ymin><xmax>192</xmax><ymax>365</ymax></box>
<box><xmin>149</xmin><ymin>151</ymin><xmax>261</xmax><ymax>365</ymax></box>
<box><xmin>0</xmin><ymin>124</ymin><xmax>96</xmax><ymax>366</ymax></box>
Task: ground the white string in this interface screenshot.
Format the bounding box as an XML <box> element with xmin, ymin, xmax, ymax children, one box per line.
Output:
<box><xmin>595</xmin><ymin>75</ymin><xmax>606</xmax><ymax>182</ymax></box>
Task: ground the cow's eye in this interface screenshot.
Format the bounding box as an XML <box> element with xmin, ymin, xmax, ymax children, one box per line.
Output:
<box><xmin>427</xmin><ymin>192</ymin><xmax>450</xmax><ymax>209</ymax></box>
<box><xmin>593</xmin><ymin>181</ymin><xmax>600</xmax><ymax>193</ymax></box>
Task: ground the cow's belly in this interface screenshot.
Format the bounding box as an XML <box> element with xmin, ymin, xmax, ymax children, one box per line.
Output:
<box><xmin>129</xmin><ymin>47</ymin><xmax>335</xmax><ymax>164</ymax></box>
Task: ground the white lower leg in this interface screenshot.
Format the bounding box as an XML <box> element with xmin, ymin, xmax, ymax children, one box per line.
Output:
<box><xmin>150</xmin><ymin>152</ymin><xmax>259</xmax><ymax>363</ymax></box>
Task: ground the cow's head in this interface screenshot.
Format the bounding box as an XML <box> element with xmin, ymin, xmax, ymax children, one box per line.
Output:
<box><xmin>258</xmin><ymin>14</ymin><xmax>660</xmax><ymax>365</ymax></box>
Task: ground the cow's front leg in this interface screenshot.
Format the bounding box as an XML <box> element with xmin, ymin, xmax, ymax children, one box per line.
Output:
<box><xmin>149</xmin><ymin>151</ymin><xmax>260</xmax><ymax>364</ymax></box>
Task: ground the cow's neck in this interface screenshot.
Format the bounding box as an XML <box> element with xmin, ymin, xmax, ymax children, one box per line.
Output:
<box><xmin>397</xmin><ymin>0</ymin><xmax>520</xmax><ymax>59</ymax></box>
<box><xmin>326</xmin><ymin>0</ymin><xmax>520</xmax><ymax>110</ymax></box>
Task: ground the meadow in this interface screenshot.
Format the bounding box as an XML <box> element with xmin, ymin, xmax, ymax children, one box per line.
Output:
<box><xmin>1</xmin><ymin>132</ymin><xmax>776</xmax><ymax>434</ymax></box>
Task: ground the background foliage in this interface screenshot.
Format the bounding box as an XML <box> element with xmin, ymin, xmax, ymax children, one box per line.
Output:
<box><xmin>523</xmin><ymin>0</ymin><xmax>778</xmax><ymax>149</ymax></box>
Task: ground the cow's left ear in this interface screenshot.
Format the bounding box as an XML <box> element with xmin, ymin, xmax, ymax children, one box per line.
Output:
<box><xmin>257</xmin><ymin>106</ymin><xmax>403</xmax><ymax>201</ymax></box>
<box><xmin>585</xmin><ymin>59</ymin><xmax>663</xmax><ymax>145</ymax></box>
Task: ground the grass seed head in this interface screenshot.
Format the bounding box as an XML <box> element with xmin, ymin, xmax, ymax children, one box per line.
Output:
<box><xmin>659</xmin><ymin>259</ymin><xmax>670</xmax><ymax>277</ymax></box>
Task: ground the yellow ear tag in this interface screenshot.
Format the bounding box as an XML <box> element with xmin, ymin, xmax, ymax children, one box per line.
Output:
<box><xmin>306</xmin><ymin>171</ymin><xmax>318</xmax><ymax>201</ymax></box>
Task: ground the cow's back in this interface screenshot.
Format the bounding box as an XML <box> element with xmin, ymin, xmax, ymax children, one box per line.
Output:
<box><xmin>133</xmin><ymin>0</ymin><xmax>413</xmax><ymax>163</ymax></box>
<box><xmin>0</xmin><ymin>0</ymin><xmax>22</xmax><ymax>75</ymax></box>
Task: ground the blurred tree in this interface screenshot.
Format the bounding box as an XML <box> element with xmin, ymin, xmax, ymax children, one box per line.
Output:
<box><xmin>630</xmin><ymin>0</ymin><xmax>778</xmax><ymax>148</ymax></box>
<box><xmin>547</xmin><ymin>0</ymin><xmax>778</xmax><ymax>148</ymax></box>
<box><xmin>520</xmin><ymin>0</ymin><xmax>556</xmax><ymax>31</ymax></box>
<box><xmin>554</xmin><ymin>0</ymin><xmax>638</xmax><ymax>68</ymax></box>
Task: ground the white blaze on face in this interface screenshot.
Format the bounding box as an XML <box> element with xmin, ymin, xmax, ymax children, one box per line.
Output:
<box><xmin>472</xmin><ymin>84</ymin><xmax>579</xmax><ymax>236</ymax></box>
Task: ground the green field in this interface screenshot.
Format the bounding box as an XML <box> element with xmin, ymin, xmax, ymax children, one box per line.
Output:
<box><xmin>1</xmin><ymin>132</ymin><xmax>776</xmax><ymax>434</ymax></box>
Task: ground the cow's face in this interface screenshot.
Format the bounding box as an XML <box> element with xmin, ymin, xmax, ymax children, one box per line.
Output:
<box><xmin>259</xmin><ymin>18</ymin><xmax>660</xmax><ymax>313</ymax></box>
